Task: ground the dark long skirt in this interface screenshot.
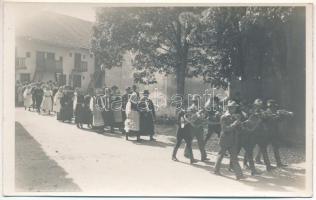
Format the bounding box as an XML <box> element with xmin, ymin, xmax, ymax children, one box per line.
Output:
<box><xmin>102</xmin><ymin>110</ymin><xmax>114</xmax><ymax>127</ymax></box>
<box><xmin>60</xmin><ymin>105</ymin><xmax>73</xmax><ymax>122</ymax></box>
<box><xmin>139</xmin><ymin>112</ymin><xmax>155</xmax><ymax>136</ymax></box>
<box><xmin>81</xmin><ymin>107</ymin><xmax>93</xmax><ymax>124</ymax></box>
<box><xmin>75</xmin><ymin>104</ymin><xmax>84</xmax><ymax>124</ymax></box>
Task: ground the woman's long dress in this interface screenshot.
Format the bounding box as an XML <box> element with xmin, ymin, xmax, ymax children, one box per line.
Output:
<box><xmin>124</xmin><ymin>92</ymin><xmax>140</xmax><ymax>133</ymax></box>
<box><xmin>59</xmin><ymin>94</ymin><xmax>73</xmax><ymax>122</ymax></box>
<box><xmin>17</xmin><ymin>86</ymin><xmax>24</xmax><ymax>106</ymax></box>
<box><xmin>111</xmin><ymin>96</ymin><xmax>123</xmax><ymax>128</ymax></box>
<box><xmin>53</xmin><ymin>92</ymin><xmax>63</xmax><ymax>113</ymax></box>
<box><xmin>74</xmin><ymin>94</ymin><xmax>85</xmax><ymax>124</ymax></box>
<box><xmin>23</xmin><ymin>88</ymin><xmax>33</xmax><ymax>108</ymax></box>
<box><xmin>41</xmin><ymin>90</ymin><xmax>53</xmax><ymax>112</ymax></box>
<box><xmin>81</xmin><ymin>95</ymin><xmax>93</xmax><ymax>125</ymax></box>
<box><xmin>91</xmin><ymin>96</ymin><xmax>105</xmax><ymax>128</ymax></box>
<box><xmin>102</xmin><ymin>95</ymin><xmax>114</xmax><ymax>127</ymax></box>
<box><xmin>139</xmin><ymin>98</ymin><xmax>155</xmax><ymax>136</ymax></box>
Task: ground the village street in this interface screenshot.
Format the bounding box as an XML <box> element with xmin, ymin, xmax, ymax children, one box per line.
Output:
<box><xmin>15</xmin><ymin>107</ymin><xmax>307</xmax><ymax>196</ymax></box>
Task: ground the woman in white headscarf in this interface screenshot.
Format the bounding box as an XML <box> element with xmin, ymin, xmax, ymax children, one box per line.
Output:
<box><xmin>41</xmin><ymin>84</ymin><xmax>53</xmax><ymax>115</ymax></box>
<box><xmin>124</xmin><ymin>85</ymin><xmax>140</xmax><ymax>140</ymax></box>
<box><xmin>91</xmin><ymin>88</ymin><xmax>105</xmax><ymax>133</ymax></box>
<box><xmin>23</xmin><ymin>84</ymin><xmax>33</xmax><ymax>111</ymax></box>
<box><xmin>53</xmin><ymin>87</ymin><xmax>63</xmax><ymax>118</ymax></box>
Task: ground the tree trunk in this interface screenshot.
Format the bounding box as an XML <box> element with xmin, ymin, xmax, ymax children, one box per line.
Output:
<box><xmin>176</xmin><ymin>63</ymin><xmax>186</xmax><ymax>97</ymax></box>
<box><xmin>174</xmin><ymin>20</ymin><xmax>187</xmax><ymax>98</ymax></box>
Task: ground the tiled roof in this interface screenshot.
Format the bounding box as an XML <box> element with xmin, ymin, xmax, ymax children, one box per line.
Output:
<box><xmin>15</xmin><ymin>12</ymin><xmax>93</xmax><ymax>49</ymax></box>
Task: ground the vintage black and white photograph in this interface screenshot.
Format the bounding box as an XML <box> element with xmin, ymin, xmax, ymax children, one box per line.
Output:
<box><xmin>2</xmin><ymin>1</ymin><xmax>313</xmax><ymax>197</ymax></box>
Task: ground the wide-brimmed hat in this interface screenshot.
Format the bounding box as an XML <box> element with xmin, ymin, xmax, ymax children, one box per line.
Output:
<box><xmin>267</xmin><ymin>99</ymin><xmax>277</xmax><ymax>107</ymax></box>
<box><xmin>125</xmin><ymin>87</ymin><xmax>132</xmax><ymax>91</ymax></box>
<box><xmin>253</xmin><ymin>99</ymin><xmax>263</xmax><ymax>106</ymax></box>
<box><xmin>95</xmin><ymin>88</ymin><xmax>104</xmax><ymax>95</ymax></box>
<box><xmin>192</xmin><ymin>95</ymin><xmax>200</xmax><ymax>102</ymax></box>
<box><xmin>143</xmin><ymin>90</ymin><xmax>150</xmax><ymax>95</ymax></box>
<box><xmin>227</xmin><ymin>100</ymin><xmax>239</xmax><ymax>107</ymax></box>
<box><xmin>111</xmin><ymin>85</ymin><xmax>118</xmax><ymax>91</ymax></box>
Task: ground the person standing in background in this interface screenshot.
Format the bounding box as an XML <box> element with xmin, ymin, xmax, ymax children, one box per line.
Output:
<box><xmin>102</xmin><ymin>88</ymin><xmax>114</xmax><ymax>133</ymax></box>
<box><xmin>111</xmin><ymin>86</ymin><xmax>124</xmax><ymax>133</ymax></box>
<box><xmin>53</xmin><ymin>87</ymin><xmax>63</xmax><ymax>120</ymax></box>
<box><xmin>40</xmin><ymin>85</ymin><xmax>53</xmax><ymax>115</ymax></box>
<box><xmin>121</xmin><ymin>87</ymin><xmax>132</xmax><ymax>131</ymax></box>
<box><xmin>23</xmin><ymin>84</ymin><xmax>33</xmax><ymax>111</ymax></box>
<box><xmin>74</xmin><ymin>89</ymin><xmax>85</xmax><ymax>128</ymax></box>
<box><xmin>34</xmin><ymin>83</ymin><xmax>44</xmax><ymax>113</ymax></box>
<box><xmin>59</xmin><ymin>87</ymin><xmax>74</xmax><ymax>122</ymax></box>
<box><xmin>125</xmin><ymin>85</ymin><xmax>140</xmax><ymax>140</ymax></box>
<box><xmin>81</xmin><ymin>89</ymin><xmax>93</xmax><ymax>129</ymax></box>
<box><xmin>91</xmin><ymin>88</ymin><xmax>105</xmax><ymax>132</ymax></box>
<box><xmin>138</xmin><ymin>90</ymin><xmax>156</xmax><ymax>141</ymax></box>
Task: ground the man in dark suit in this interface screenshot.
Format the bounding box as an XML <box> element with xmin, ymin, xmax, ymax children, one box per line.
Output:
<box><xmin>33</xmin><ymin>84</ymin><xmax>44</xmax><ymax>113</ymax></box>
<box><xmin>255</xmin><ymin>99</ymin><xmax>293</xmax><ymax>168</ymax></box>
<box><xmin>214</xmin><ymin>100</ymin><xmax>244</xmax><ymax>180</ymax></box>
<box><xmin>172</xmin><ymin>100</ymin><xmax>197</xmax><ymax>164</ymax></box>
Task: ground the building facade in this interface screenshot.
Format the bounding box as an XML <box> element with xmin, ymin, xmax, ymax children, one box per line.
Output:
<box><xmin>15</xmin><ymin>12</ymin><xmax>95</xmax><ymax>90</ymax></box>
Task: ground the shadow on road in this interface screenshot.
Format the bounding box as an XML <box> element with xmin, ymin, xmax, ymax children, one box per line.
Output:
<box><xmin>175</xmin><ymin>155</ymin><xmax>305</xmax><ymax>193</ymax></box>
<box><xmin>131</xmin><ymin>139</ymin><xmax>174</xmax><ymax>148</ymax></box>
<box><xmin>15</xmin><ymin>122</ymin><xmax>81</xmax><ymax>192</ymax></box>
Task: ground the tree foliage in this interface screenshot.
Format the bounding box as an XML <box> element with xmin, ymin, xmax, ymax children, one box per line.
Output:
<box><xmin>91</xmin><ymin>7</ymin><xmax>294</xmax><ymax>92</ymax></box>
<box><xmin>201</xmin><ymin>7</ymin><xmax>294</xmax><ymax>88</ymax></box>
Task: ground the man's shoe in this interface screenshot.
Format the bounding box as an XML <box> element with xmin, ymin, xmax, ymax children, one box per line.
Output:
<box><xmin>213</xmin><ymin>171</ymin><xmax>222</xmax><ymax>176</ymax></box>
<box><xmin>255</xmin><ymin>160</ymin><xmax>263</xmax><ymax>165</ymax></box>
<box><xmin>266</xmin><ymin>165</ymin><xmax>277</xmax><ymax>171</ymax></box>
<box><xmin>172</xmin><ymin>157</ymin><xmax>178</xmax><ymax>161</ymax></box>
<box><xmin>201</xmin><ymin>157</ymin><xmax>210</xmax><ymax>162</ymax></box>
<box><xmin>251</xmin><ymin>170</ymin><xmax>261</xmax><ymax>176</ymax></box>
<box><xmin>277</xmin><ymin>163</ymin><xmax>288</xmax><ymax>168</ymax></box>
<box><xmin>190</xmin><ymin>159</ymin><xmax>198</xmax><ymax>164</ymax></box>
<box><xmin>236</xmin><ymin>175</ymin><xmax>246</xmax><ymax>180</ymax></box>
<box><xmin>243</xmin><ymin>163</ymin><xmax>250</xmax><ymax>170</ymax></box>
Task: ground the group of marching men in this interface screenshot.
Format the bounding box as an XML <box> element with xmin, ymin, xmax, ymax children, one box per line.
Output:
<box><xmin>17</xmin><ymin>81</ymin><xmax>157</xmax><ymax>141</ymax></box>
<box><xmin>172</xmin><ymin>96</ymin><xmax>293</xmax><ymax>180</ymax></box>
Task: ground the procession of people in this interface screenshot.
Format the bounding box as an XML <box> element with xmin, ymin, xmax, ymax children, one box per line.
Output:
<box><xmin>172</xmin><ymin>95</ymin><xmax>293</xmax><ymax>180</ymax></box>
<box><xmin>16</xmin><ymin>81</ymin><xmax>157</xmax><ymax>142</ymax></box>
<box><xmin>16</xmin><ymin>80</ymin><xmax>294</xmax><ymax>181</ymax></box>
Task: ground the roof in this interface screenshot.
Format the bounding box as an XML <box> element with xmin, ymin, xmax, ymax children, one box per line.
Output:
<box><xmin>15</xmin><ymin>12</ymin><xmax>93</xmax><ymax>49</ymax></box>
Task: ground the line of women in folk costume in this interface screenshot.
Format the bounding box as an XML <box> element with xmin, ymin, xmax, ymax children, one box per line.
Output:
<box><xmin>19</xmin><ymin>83</ymin><xmax>157</xmax><ymax>142</ymax></box>
<box><xmin>19</xmin><ymin>82</ymin><xmax>57</xmax><ymax>114</ymax></box>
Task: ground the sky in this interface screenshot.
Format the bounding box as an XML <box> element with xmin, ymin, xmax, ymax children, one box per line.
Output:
<box><xmin>8</xmin><ymin>3</ymin><xmax>98</xmax><ymax>22</ymax></box>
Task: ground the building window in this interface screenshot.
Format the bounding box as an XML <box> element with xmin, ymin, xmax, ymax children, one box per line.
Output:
<box><xmin>47</xmin><ymin>52</ymin><xmax>55</xmax><ymax>60</ymax></box>
<box><xmin>59</xmin><ymin>56</ymin><xmax>63</xmax><ymax>61</ymax></box>
<box><xmin>90</xmin><ymin>53</ymin><xmax>93</xmax><ymax>58</ymax></box>
<box><xmin>83</xmin><ymin>55</ymin><xmax>86</xmax><ymax>59</ymax></box>
<box><xmin>26</xmin><ymin>52</ymin><xmax>31</xmax><ymax>57</ymax></box>
<box><xmin>69</xmin><ymin>52</ymin><xmax>72</xmax><ymax>57</ymax></box>
<box><xmin>20</xmin><ymin>73</ymin><xmax>30</xmax><ymax>83</ymax></box>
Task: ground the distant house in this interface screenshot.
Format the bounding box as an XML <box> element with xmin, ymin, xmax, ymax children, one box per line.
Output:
<box><xmin>15</xmin><ymin>12</ymin><xmax>95</xmax><ymax>89</ymax></box>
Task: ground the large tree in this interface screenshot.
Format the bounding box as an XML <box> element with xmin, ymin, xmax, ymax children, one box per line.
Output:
<box><xmin>201</xmin><ymin>7</ymin><xmax>295</xmax><ymax>98</ymax></box>
<box><xmin>91</xmin><ymin>7</ymin><xmax>217</xmax><ymax>96</ymax></box>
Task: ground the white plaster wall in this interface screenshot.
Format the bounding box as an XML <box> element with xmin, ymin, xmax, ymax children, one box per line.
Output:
<box><xmin>15</xmin><ymin>38</ymin><xmax>94</xmax><ymax>89</ymax></box>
